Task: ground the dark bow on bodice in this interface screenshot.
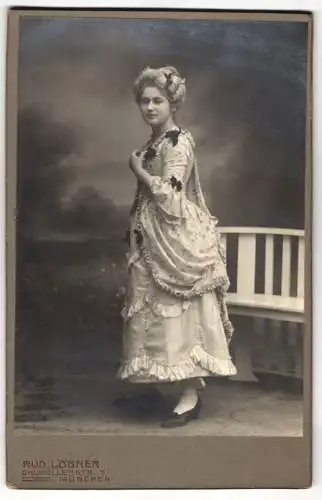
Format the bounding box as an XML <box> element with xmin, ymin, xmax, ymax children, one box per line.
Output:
<box><xmin>165</xmin><ymin>128</ymin><xmax>181</xmax><ymax>146</ymax></box>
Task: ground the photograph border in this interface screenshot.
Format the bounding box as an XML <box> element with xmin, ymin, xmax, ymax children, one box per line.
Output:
<box><xmin>5</xmin><ymin>8</ymin><xmax>313</xmax><ymax>489</ymax></box>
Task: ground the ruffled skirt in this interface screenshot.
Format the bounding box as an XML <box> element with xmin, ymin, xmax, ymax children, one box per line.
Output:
<box><xmin>117</xmin><ymin>256</ymin><xmax>237</xmax><ymax>383</ymax></box>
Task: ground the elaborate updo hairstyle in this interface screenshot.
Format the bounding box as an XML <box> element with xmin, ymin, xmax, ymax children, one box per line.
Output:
<box><xmin>133</xmin><ymin>65</ymin><xmax>186</xmax><ymax>111</ymax></box>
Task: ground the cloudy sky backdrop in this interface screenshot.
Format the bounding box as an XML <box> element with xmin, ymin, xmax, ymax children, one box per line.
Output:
<box><xmin>18</xmin><ymin>16</ymin><xmax>308</xmax><ymax>228</ymax></box>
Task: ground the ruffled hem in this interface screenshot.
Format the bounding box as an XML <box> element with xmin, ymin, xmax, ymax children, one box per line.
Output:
<box><xmin>117</xmin><ymin>345</ymin><xmax>237</xmax><ymax>382</ymax></box>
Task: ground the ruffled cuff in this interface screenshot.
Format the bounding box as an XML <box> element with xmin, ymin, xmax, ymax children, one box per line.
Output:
<box><xmin>150</xmin><ymin>176</ymin><xmax>186</xmax><ymax>221</ymax></box>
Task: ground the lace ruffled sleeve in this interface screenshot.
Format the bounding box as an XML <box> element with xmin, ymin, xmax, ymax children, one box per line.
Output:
<box><xmin>149</xmin><ymin>132</ymin><xmax>193</xmax><ymax>221</ymax></box>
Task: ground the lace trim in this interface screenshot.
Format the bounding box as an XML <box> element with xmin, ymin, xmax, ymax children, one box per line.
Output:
<box><xmin>145</xmin><ymin>294</ymin><xmax>191</xmax><ymax>317</ymax></box>
<box><xmin>122</xmin><ymin>293</ymin><xmax>191</xmax><ymax>321</ymax></box>
<box><xmin>215</xmin><ymin>228</ymin><xmax>227</xmax><ymax>265</ymax></box>
<box><xmin>140</xmin><ymin>238</ymin><xmax>230</xmax><ymax>299</ymax></box>
<box><xmin>117</xmin><ymin>344</ymin><xmax>237</xmax><ymax>382</ymax></box>
<box><xmin>130</xmin><ymin>222</ymin><xmax>233</xmax><ymax>340</ymax></box>
<box><xmin>135</xmin><ymin>211</ymin><xmax>233</xmax><ymax>340</ymax></box>
<box><xmin>135</xmin><ymin>196</ymin><xmax>230</xmax><ymax>300</ymax></box>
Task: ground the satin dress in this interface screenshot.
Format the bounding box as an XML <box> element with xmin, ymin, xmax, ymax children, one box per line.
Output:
<box><xmin>117</xmin><ymin>128</ymin><xmax>237</xmax><ymax>383</ymax></box>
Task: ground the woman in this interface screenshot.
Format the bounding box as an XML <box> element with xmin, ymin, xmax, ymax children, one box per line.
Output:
<box><xmin>116</xmin><ymin>66</ymin><xmax>237</xmax><ymax>428</ymax></box>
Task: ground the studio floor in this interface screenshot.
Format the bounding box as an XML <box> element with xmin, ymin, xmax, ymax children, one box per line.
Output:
<box><xmin>14</xmin><ymin>375</ymin><xmax>303</xmax><ymax>436</ymax></box>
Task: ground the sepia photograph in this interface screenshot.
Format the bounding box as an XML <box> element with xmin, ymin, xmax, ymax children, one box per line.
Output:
<box><xmin>6</xmin><ymin>8</ymin><xmax>312</xmax><ymax>489</ymax></box>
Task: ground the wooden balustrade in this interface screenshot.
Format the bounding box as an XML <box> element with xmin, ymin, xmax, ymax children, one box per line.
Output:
<box><xmin>220</xmin><ymin>227</ymin><xmax>305</xmax><ymax>322</ymax></box>
<box><xmin>219</xmin><ymin>227</ymin><xmax>305</xmax><ymax>385</ymax></box>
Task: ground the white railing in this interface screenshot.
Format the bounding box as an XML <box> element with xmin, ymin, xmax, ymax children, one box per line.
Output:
<box><xmin>219</xmin><ymin>227</ymin><xmax>305</xmax><ymax>382</ymax></box>
<box><xmin>220</xmin><ymin>227</ymin><xmax>305</xmax><ymax>323</ymax></box>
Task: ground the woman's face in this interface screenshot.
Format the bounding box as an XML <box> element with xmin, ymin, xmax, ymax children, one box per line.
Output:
<box><xmin>139</xmin><ymin>86</ymin><xmax>173</xmax><ymax>128</ymax></box>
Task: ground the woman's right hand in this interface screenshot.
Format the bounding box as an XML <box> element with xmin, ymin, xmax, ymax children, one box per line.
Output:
<box><xmin>129</xmin><ymin>150</ymin><xmax>143</xmax><ymax>174</ymax></box>
<box><xmin>128</xmin><ymin>150</ymin><xmax>153</xmax><ymax>188</ymax></box>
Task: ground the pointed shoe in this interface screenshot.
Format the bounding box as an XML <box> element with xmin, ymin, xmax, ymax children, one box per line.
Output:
<box><xmin>160</xmin><ymin>396</ymin><xmax>202</xmax><ymax>429</ymax></box>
